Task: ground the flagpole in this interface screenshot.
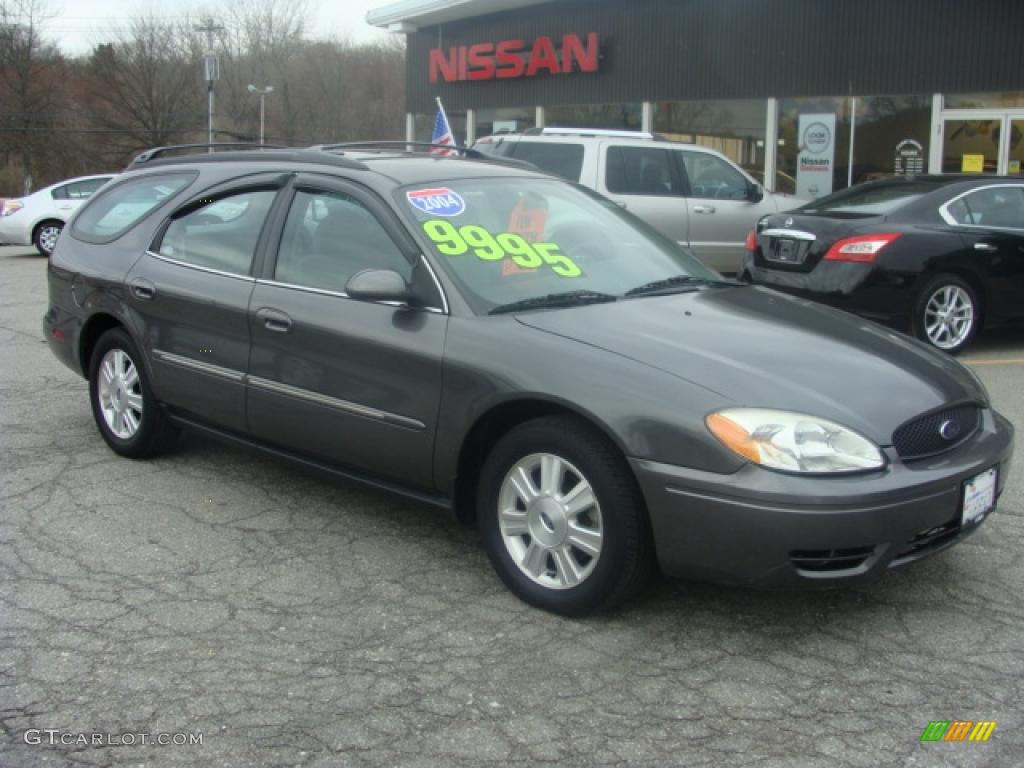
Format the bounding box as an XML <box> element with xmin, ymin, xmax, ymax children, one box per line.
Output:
<box><xmin>436</xmin><ymin>96</ymin><xmax>458</xmax><ymax>148</ymax></box>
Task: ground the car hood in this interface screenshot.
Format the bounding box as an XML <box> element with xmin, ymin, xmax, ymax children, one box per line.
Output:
<box><xmin>514</xmin><ymin>286</ymin><xmax>986</xmax><ymax>445</ymax></box>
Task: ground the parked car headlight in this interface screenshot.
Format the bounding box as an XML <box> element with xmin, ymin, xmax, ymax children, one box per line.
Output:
<box><xmin>1</xmin><ymin>200</ymin><xmax>24</xmax><ymax>217</ymax></box>
<box><xmin>706</xmin><ymin>408</ymin><xmax>884</xmax><ymax>473</ymax></box>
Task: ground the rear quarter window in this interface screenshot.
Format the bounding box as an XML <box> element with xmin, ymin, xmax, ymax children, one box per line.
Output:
<box><xmin>507</xmin><ymin>142</ymin><xmax>585</xmax><ymax>181</ymax></box>
<box><xmin>73</xmin><ymin>172</ymin><xmax>195</xmax><ymax>241</ymax></box>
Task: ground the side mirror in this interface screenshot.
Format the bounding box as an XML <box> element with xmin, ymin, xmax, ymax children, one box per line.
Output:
<box><xmin>746</xmin><ymin>182</ymin><xmax>765</xmax><ymax>203</ymax></box>
<box><xmin>345</xmin><ymin>269</ymin><xmax>410</xmax><ymax>303</ymax></box>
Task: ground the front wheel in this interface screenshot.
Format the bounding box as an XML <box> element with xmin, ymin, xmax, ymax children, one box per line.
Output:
<box><xmin>477</xmin><ymin>416</ymin><xmax>653</xmax><ymax>616</ymax></box>
<box><xmin>913</xmin><ymin>274</ymin><xmax>980</xmax><ymax>355</ymax></box>
<box><xmin>88</xmin><ymin>328</ymin><xmax>176</xmax><ymax>458</ymax></box>
<box><xmin>34</xmin><ymin>220</ymin><xmax>63</xmax><ymax>256</ymax></box>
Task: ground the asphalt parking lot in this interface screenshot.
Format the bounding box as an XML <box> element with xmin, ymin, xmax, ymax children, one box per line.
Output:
<box><xmin>1</xmin><ymin>244</ymin><xmax>1022</xmax><ymax>767</ymax></box>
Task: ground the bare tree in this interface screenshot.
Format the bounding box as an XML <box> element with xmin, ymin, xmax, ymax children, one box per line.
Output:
<box><xmin>0</xmin><ymin>0</ymin><xmax>69</xmax><ymax>192</ymax></box>
<box><xmin>83</xmin><ymin>14</ymin><xmax>203</xmax><ymax>164</ymax></box>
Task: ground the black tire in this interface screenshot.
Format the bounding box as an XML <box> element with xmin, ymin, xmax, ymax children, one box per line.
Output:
<box><xmin>477</xmin><ymin>416</ymin><xmax>653</xmax><ymax>616</ymax></box>
<box><xmin>33</xmin><ymin>220</ymin><xmax>63</xmax><ymax>256</ymax></box>
<box><xmin>88</xmin><ymin>328</ymin><xmax>176</xmax><ymax>458</ymax></box>
<box><xmin>912</xmin><ymin>273</ymin><xmax>980</xmax><ymax>355</ymax></box>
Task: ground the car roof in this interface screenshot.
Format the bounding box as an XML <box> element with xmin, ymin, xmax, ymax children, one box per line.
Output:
<box><xmin>123</xmin><ymin>147</ymin><xmax>544</xmax><ymax>188</ymax></box>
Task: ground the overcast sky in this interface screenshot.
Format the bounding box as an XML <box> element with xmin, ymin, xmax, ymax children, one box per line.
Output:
<box><xmin>44</xmin><ymin>0</ymin><xmax>391</xmax><ymax>55</ymax></box>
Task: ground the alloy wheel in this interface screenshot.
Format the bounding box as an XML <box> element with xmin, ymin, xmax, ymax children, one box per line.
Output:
<box><xmin>924</xmin><ymin>284</ymin><xmax>974</xmax><ymax>350</ymax></box>
<box><xmin>37</xmin><ymin>224</ymin><xmax>61</xmax><ymax>255</ymax></box>
<box><xmin>96</xmin><ymin>348</ymin><xmax>144</xmax><ymax>439</ymax></box>
<box><xmin>497</xmin><ymin>452</ymin><xmax>603</xmax><ymax>589</ymax></box>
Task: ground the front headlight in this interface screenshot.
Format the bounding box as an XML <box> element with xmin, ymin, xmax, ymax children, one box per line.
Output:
<box><xmin>706</xmin><ymin>408</ymin><xmax>884</xmax><ymax>474</ymax></box>
<box><xmin>1</xmin><ymin>200</ymin><xmax>24</xmax><ymax>217</ymax></box>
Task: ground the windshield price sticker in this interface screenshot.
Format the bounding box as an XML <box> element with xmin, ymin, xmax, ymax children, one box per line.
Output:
<box><xmin>423</xmin><ymin>220</ymin><xmax>582</xmax><ymax>277</ymax></box>
<box><xmin>406</xmin><ymin>187</ymin><xmax>466</xmax><ymax>217</ymax></box>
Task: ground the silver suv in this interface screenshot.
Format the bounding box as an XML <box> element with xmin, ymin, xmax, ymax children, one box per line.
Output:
<box><xmin>474</xmin><ymin>128</ymin><xmax>804</xmax><ymax>273</ymax></box>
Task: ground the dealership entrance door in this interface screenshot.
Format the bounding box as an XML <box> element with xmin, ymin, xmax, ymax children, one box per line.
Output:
<box><xmin>937</xmin><ymin>111</ymin><xmax>1024</xmax><ymax>176</ymax></box>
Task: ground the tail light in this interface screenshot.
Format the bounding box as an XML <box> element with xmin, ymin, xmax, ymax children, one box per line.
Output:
<box><xmin>744</xmin><ymin>230</ymin><xmax>757</xmax><ymax>251</ymax></box>
<box><xmin>823</xmin><ymin>233</ymin><xmax>901</xmax><ymax>263</ymax></box>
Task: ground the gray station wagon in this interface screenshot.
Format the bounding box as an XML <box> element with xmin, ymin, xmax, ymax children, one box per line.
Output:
<box><xmin>44</xmin><ymin>143</ymin><xmax>1014</xmax><ymax>615</ymax></box>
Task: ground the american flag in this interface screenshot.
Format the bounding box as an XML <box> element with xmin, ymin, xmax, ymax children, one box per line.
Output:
<box><xmin>430</xmin><ymin>103</ymin><xmax>459</xmax><ymax>156</ymax></box>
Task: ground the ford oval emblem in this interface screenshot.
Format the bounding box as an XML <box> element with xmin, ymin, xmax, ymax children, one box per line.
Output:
<box><xmin>784</xmin><ymin>217</ymin><xmax>793</xmax><ymax>228</ymax></box>
<box><xmin>939</xmin><ymin>419</ymin><xmax>961</xmax><ymax>441</ymax></box>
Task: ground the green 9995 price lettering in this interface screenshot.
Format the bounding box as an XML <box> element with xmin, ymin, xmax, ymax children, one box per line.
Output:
<box><xmin>423</xmin><ymin>221</ymin><xmax>582</xmax><ymax>277</ymax></box>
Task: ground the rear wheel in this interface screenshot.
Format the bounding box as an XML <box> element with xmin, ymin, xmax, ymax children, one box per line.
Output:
<box><xmin>34</xmin><ymin>220</ymin><xmax>63</xmax><ymax>256</ymax></box>
<box><xmin>913</xmin><ymin>274</ymin><xmax>980</xmax><ymax>355</ymax></box>
<box><xmin>477</xmin><ymin>416</ymin><xmax>653</xmax><ymax>616</ymax></box>
<box><xmin>88</xmin><ymin>329</ymin><xmax>176</xmax><ymax>458</ymax></box>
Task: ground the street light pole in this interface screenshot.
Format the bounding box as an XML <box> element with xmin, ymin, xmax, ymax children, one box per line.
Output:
<box><xmin>195</xmin><ymin>19</ymin><xmax>224</xmax><ymax>148</ymax></box>
<box><xmin>247</xmin><ymin>84</ymin><xmax>274</xmax><ymax>145</ymax></box>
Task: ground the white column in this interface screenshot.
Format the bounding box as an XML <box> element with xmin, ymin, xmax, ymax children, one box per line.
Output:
<box><xmin>535</xmin><ymin>106</ymin><xmax>545</xmax><ymax>129</ymax></box>
<box><xmin>405</xmin><ymin>112</ymin><xmax>415</xmax><ymax>142</ymax></box>
<box><xmin>466</xmin><ymin>108</ymin><xmax>476</xmax><ymax>145</ymax></box>
<box><xmin>928</xmin><ymin>93</ymin><xmax>943</xmax><ymax>174</ymax></box>
<box><xmin>847</xmin><ymin>96</ymin><xmax>857</xmax><ymax>188</ymax></box>
<box><xmin>763</xmin><ymin>98</ymin><xmax>778</xmax><ymax>192</ymax></box>
<box><xmin>642</xmin><ymin>101</ymin><xmax>654</xmax><ymax>135</ymax></box>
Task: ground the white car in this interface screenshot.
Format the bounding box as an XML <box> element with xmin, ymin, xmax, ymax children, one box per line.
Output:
<box><xmin>0</xmin><ymin>174</ymin><xmax>115</xmax><ymax>255</ymax></box>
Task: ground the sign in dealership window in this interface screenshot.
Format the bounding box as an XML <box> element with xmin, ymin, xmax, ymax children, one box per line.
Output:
<box><xmin>796</xmin><ymin>113</ymin><xmax>836</xmax><ymax>199</ymax></box>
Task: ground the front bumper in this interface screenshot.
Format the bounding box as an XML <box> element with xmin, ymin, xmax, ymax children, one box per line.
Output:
<box><xmin>0</xmin><ymin>216</ymin><xmax>31</xmax><ymax>246</ymax></box>
<box><xmin>631</xmin><ymin>410</ymin><xmax>1014</xmax><ymax>587</ymax></box>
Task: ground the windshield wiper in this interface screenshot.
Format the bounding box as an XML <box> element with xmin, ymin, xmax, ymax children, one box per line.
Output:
<box><xmin>624</xmin><ymin>275</ymin><xmax>721</xmax><ymax>297</ymax></box>
<box><xmin>488</xmin><ymin>290</ymin><xmax>618</xmax><ymax>315</ymax></box>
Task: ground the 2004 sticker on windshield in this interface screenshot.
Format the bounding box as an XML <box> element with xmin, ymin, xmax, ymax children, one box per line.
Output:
<box><xmin>422</xmin><ymin>220</ymin><xmax>582</xmax><ymax>277</ymax></box>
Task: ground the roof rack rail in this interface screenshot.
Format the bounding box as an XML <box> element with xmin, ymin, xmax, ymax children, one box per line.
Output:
<box><xmin>314</xmin><ymin>140</ymin><xmax>539</xmax><ymax>172</ymax></box>
<box><xmin>130</xmin><ymin>142</ymin><xmax>286</xmax><ymax>166</ymax></box>
<box><xmin>315</xmin><ymin>140</ymin><xmax>488</xmax><ymax>157</ymax></box>
<box><xmin>520</xmin><ymin>127</ymin><xmax>658</xmax><ymax>140</ymax></box>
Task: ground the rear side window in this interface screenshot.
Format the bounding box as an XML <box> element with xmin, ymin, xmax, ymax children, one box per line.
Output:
<box><xmin>157</xmin><ymin>189</ymin><xmax>277</xmax><ymax>275</ymax></box>
<box><xmin>606</xmin><ymin>147</ymin><xmax>680</xmax><ymax>196</ymax></box>
<box><xmin>945</xmin><ymin>187</ymin><xmax>1024</xmax><ymax>230</ymax></box>
<box><xmin>74</xmin><ymin>173</ymin><xmax>193</xmax><ymax>240</ymax></box>
<box><xmin>507</xmin><ymin>142</ymin><xmax>585</xmax><ymax>181</ymax></box>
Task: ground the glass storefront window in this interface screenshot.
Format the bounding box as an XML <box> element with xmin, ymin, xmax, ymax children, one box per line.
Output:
<box><xmin>944</xmin><ymin>92</ymin><xmax>1024</xmax><ymax>109</ymax></box>
<box><xmin>851</xmin><ymin>95</ymin><xmax>931</xmax><ymax>183</ymax></box>
<box><xmin>545</xmin><ymin>103</ymin><xmax>643</xmax><ymax>132</ymax></box>
<box><xmin>475</xmin><ymin>107</ymin><xmax>535</xmax><ymax>139</ymax></box>
<box><xmin>777</xmin><ymin>95</ymin><xmax>931</xmax><ymax>197</ymax></box>
<box><xmin>777</xmin><ymin>97</ymin><xmax>851</xmax><ymax>198</ymax></box>
<box><xmin>654</xmin><ymin>99</ymin><xmax>767</xmax><ymax>185</ymax></box>
<box><xmin>413</xmin><ymin>110</ymin><xmax>468</xmax><ymax>147</ymax></box>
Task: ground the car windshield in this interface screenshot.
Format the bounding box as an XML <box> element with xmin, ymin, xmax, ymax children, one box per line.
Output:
<box><xmin>798</xmin><ymin>180</ymin><xmax>939</xmax><ymax>216</ymax></box>
<box><xmin>397</xmin><ymin>177</ymin><xmax>720</xmax><ymax>314</ymax></box>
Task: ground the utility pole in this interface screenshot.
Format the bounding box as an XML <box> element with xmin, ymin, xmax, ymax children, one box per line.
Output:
<box><xmin>194</xmin><ymin>18</ymin><xmax>225</xmax><ymax>148</ymax></box>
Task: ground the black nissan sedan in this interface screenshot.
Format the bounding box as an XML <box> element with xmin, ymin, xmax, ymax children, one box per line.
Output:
<box><xmin>44</xmin><ymin>144</ymin><xmax>1014</xmax><ymax>615</ymax></box>
<box><xmin>741</xmin><ymin>176</ymin><xmax>1024</xmax><ymax>354</ymax></box>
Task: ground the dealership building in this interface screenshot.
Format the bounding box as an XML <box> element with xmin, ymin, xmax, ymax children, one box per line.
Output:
<box><xmin>368</xmin><ymin>0</ymin><xmax>1024</xmax><ymax>196</ymax></box>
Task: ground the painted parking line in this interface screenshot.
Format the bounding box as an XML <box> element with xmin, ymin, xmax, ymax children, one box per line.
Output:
<box><xmin>961</xmin><ymin>358</ymin><xmax>1024</xmax><ymax>366</ymax></box>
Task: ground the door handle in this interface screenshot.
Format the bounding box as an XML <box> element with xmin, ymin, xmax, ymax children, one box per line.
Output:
<box><xmin>692</xmin><ymin>205</ymin><xmax>716</xmax><ymax>214</ymax></box>
<box><xmin>129</xmin><ymin>278</ymin><xmax>155</xmax><ymax>300</ymax></box>
<box><xmin>257</xmin><ymin>307</ymin><xmax>292</xmax><ymax>333</ymax></box>
<box><xmin>973</xmin><ymin>242</ymin><xmax>997</xmax><ymax>252</ymax></box>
